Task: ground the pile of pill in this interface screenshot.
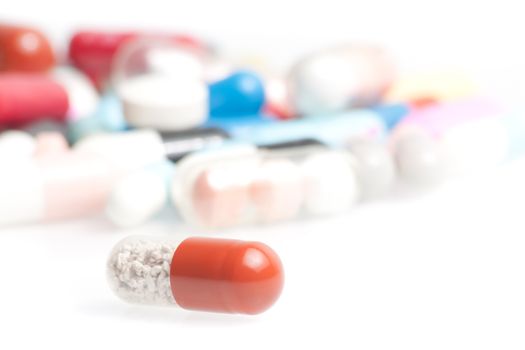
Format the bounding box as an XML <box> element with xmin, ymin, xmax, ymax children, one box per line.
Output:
<box><xmin>1</xmin><ymin>20</ymin><xmax>523</xmax><ymax>315</ymax></box>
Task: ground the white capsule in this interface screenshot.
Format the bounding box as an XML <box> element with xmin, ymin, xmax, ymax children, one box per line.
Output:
<box><xmin>393</xmin><ymin>128</ymin><xmax>445</xmax><ymax>186</ymax></box>
<box><xmin>301</xmin><ymin>151</ymin><xmax>359</xmax><ymax>215</ymax></box>
<box><xmin>105</xmin><ymin>169</ymin><xmax>168</xmax><ymax>228</ymax></box>
<box><xmin>107</xmin><ymin>236</ymin><xmax>178</xmax><ymax>305</ymax></box>
<box><xmin>349</xmin><ymin>139</ymin><xmax>396</xmax><ymax>199</ymax></box>
<box><xmin>0</xmin><ymin>131</ymin><xmax>36</xmax><ymax>159</ymax></box>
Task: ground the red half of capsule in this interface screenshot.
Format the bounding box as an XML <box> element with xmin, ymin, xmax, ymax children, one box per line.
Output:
<box><xmin>0</xmin><ymin>73</ymin><xmax>69</xmax><ymax>127</ymax></box>
<box><xmin>68</xmin><ymin>31</ymin><xmax>206</xmax><ymax>88</ymax></box>
<box><xmin>170</xmin><ymin>237</ymin><xmax>284</xmax><ymax>314</ymax></box>
<box><xmin>0</xmin><ymin>24</ymin><xmax>55</xmax><ymax>72</ymax></box>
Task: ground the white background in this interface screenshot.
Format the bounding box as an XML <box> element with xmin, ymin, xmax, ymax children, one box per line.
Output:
<box><xmin>2</xmin><ymin>1</ymin><xmax>525</xmax><ymax>349</ymax></box>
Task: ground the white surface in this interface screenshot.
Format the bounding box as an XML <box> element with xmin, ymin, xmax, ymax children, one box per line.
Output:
<box><xmin>2</xmin><ymin>1</ymin><xmax>525</xmax><ymax>348</ymax></box>
<box><xmin>0</xmin><ymin>158</ymin><xmax>524</xmax><ymax>349</ymax></box>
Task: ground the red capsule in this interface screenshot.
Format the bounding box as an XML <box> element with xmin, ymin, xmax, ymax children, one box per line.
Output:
<box><xmin>0</xmin><ymin>24</ymin><xmax>55</xmax><ymax>72</ymax></box>
<box><xmin>68</xmin><ymin>30</ymin><xmax>205</xmax><ymax>88</ymax></box>
<box><xmin>171</xmin><ymin>237</ymin><xmax>284</xmax><ymax>314</ymax></box>
<box><xmin>0</xmin><ymin>73</ymin><xmax>69</xmax><ymax>127</ymax></box>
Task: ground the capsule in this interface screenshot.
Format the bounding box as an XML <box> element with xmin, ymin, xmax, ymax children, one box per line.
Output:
<box><xmin>208</xmin><ymin>70</ymin><xmax>266</xmax><ymax>117</ymax></box>
<box><xmin>347</xmin><ymin>138</ymin><xmax>396</xmax><ymax>199</ymax></box>
<box><xmin>52</xmin><ymin>66</ymin><xmax>100</xmax><ymax>121</ymax></box>
<box><xmin>171</xmin><ymin>142</ymin><xmax>361</xmax><ymax>228</ymax></box>
<box><xmin>0</xmin><ymin>130</ymin><xmax>35</xmax><ymax>159</ymax></box>
<box><xmin>288</xmin><ymin>45</ymin><xmax>395</xmax><ymax>116</ymax></box>
<box><xmin>107</xmin><ymin>236</ymin><xmax>284</xmax><ymax>314</ymax></box>
<box><xmin>391</xmin><ymin>97</ymin><xmax>510</xmax><ymax>185</ymax></box>
<box><xmin>262</xmin><ymin>75</ymin><xmax>294</xmax><ymax>120</ymax></box>
<box><xmin>69</xmin><ymin>30</ymin><xmax>205</xmax><ymax>88</ymax></box>
<box><xmin>0</xmin><ymin>73</ymin><xmax>69</xmax><ymax>127</ymax></box>
<box><xmin>0</xmin><ymin>24</ymin><xmax>55</xmax><ymax>72</ymax></box>
<box><xmin>0</xmin><ymin>68</ymin><xmax>98</xmax><ymax>127</ymax></box>
<box><xmin>105</xmin><ymin>161</ymin><xmax>174</xmax><ymax>228</ymax></box>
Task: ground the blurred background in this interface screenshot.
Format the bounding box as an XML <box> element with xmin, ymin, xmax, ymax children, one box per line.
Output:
<box><xmin>1</xmin><ymin>1</ymin><xmax>525</xmax><ymax>349</ymax></box>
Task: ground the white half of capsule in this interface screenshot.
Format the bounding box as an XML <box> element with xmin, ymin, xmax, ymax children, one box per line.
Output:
<box><xmin>0</xmin><ymin>131</ymin><xmax>36</xmax><ymax>160</ymax></box>
<box><xmin>171</xmin><ymin>145</ymin><xmax>260</xmax><ymax>228</ymax></box>
<box><xmin>107</xmin><ymin>236</ymin><xmax>180</xmax><ymax>305</ymax></box>
<box><xmin>300</xmin><ymin>151</ymin><xmax>360</xmax><ymax>214</ymax></box>
<box><xmin>348</xmin><ymin>139</ymin><xmax>396</xmax><ymax>199</ymax></box>
<box><xmin>51</xmin><ymin>66</ymin><xmax>99</xmax><ymax>120</ymax></box>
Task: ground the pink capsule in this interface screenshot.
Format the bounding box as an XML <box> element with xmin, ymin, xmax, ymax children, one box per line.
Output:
<box><xmin>0</xmin><ymin>73</ymin><xmax>68</xmax><ymax>127</ymax></box>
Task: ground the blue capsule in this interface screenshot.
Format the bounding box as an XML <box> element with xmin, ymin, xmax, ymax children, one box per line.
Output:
<box><xmin>208</xmin><ymin>70</ymin><xmax>266</xmax><ymax>117</ymax></box>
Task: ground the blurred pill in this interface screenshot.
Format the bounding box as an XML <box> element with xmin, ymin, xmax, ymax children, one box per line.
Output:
<box><xmin>250</xmin><ymin>159</ymin><xmax>304</xmax><ymax>222</ymax></box>
<box><xmin>209</xmin><ymin>70</ymin><xmax>266</xmax><ymax>117</ymax></box>
<box><xmin>69</xmin><ymin>30</ymin><xmax>205</xmax><ymax>88</ymax></box>
<box><xmin>51</xmin><ymin>66</ymin><xmax>99</xmax><ymax>121</ymax></box>
<box><xmin>67</xmin><ymin>91</ymin><xmax>127</xmax><ymax>143</ymax></box>
<box><xmin>33</xmin><ymin>132</ymin><xmax>69</xmax><ymax>158</ymax></box>
<box><xmin>301</xmin><ymin>151</ymin><xmax>359</xmax><ymax>215</ymax></box>
<box><xmin>118</xmin><ymin>75</ymin><xmax>208</xmax><ymax>131</ymax></box>
<box><xmin>113</xmin><ymin>39</ymin><xmax>208</xmax><ymax>131</ymax></box>
<box><xmin>392</xmin><ymin>128</ymin><xmax>445</xmax><ymax>186</ymax></box>
<box><xmin>262</xmin><ymin>76</ymin><xmax>294</xmax><ymax>120</ymax></box>
<box><xmin>392</xmin><ymin>98</ymin><xmax>508</xmax><ymax>183</ymax></box>
<box><xmin>0</xmin><ymin>130</ymin><xmax>35</xmax><ymax>159</ymax></box>
<box><xmin>105</xmin><ymin>168</ymin><xmax>169</xmax><ymax>228</ymax></box>
<box><xmin>191</xmin><ymin>167</ymin><xmax>251</xmax><ymax>227</ymax></box>
<box><xmin>0</xmin><ymin>73</ymin><xmax>69</xmax><ymax>127</ymax></box>
<box><xmin>348</xmin><ymin>139</ymin><xmax>396</xmax><ymax>199</ymax></box>
<box><xmin>289</xmin><ymin>45</ymin><xmax>395</xmax><ymax>116</ymax></box>
<box><xmin>0</xmin><ymin>24</ymin><xmax>55</xmax><ymax>72</ymax></box>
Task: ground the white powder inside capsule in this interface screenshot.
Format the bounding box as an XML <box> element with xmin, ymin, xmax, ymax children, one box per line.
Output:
<box><xmin>107</xmin><ymin>238</ymin><xmax>178</xmax><ymax>305</ymax></box>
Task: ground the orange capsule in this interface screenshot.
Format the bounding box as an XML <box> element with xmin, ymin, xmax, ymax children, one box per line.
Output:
<box><xmin>107</xmin><ymin>236</ymin><xmax>284</xmax><ymax>314</ymax></box>
<box><xmin>0</xmin><ymin>24</ymin><xmax>55</xmax><ymax>72</ymax></box>
<box><xmin>171</xmin><ymin>237</ymin><xmax>284</xmax><ymax>314</ymax></box>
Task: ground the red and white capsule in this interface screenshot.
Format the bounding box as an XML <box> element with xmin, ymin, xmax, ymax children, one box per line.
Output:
<box><xmin>68</xmin><ymin>30</ymin><xmax>206</xmax><ymax>88</ymax></box>
<box><xmin>0</xmin><ymin>68</ymin><xmax>98</xmax><ymax>127</ymax></box>
<box><xmin>107</xmin><ymin>236</ymin><xmax>284</xmax><ymax>314</ymax></box>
